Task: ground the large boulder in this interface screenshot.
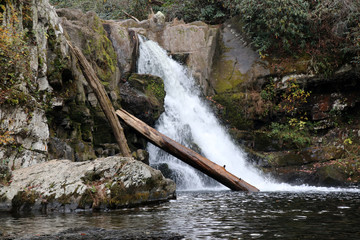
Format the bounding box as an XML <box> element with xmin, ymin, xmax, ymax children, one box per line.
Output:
<box><xmin>0</xmin><ymin>156</ymin><xmax>176</xmax><ymax>212</ymax></box>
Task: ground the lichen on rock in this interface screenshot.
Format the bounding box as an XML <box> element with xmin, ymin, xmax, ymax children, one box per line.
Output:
<box><xmin>0</xmin><ymin>156</ymin><xmax>176</xmax><ymax>213</ymax></box>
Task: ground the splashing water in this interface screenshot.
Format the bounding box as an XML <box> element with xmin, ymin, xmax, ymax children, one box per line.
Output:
<box><xmin>137</xmin><ymin>36</ymin><xmax>358</xmax><ymax>192</ymax></box>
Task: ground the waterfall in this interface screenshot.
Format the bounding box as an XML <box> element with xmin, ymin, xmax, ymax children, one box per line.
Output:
<box><xmin>137</xmin><ymin>36</ymin><xmax>358</xmax><ymax>192</ymax></box>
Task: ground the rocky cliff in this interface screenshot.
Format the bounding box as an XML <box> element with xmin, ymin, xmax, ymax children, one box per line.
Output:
<box><xmin>1</xmin><ymin>0</ymin><xmax>358</xmax><ymax>192</ymax></box>
<box><xmin>209</xmin><ymin>17</ymin><xmax>360</xmax><ymax>187</ymax></box>
<box><xmin>0</xmin><ymin>0</ymin><xmax>177</xmax><ymax>211</ymax></box>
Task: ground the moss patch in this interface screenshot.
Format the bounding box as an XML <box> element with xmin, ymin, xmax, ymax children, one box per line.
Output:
<box><xmin>212</xmin><ymin>92</ymin><xmax>252</xmax><ymax>130</ymax></box>
<box><xmin>128</xmin><ymin>74</ymin><xmax>165</xmax><ymax>105</ymax></box>
<box><xmin>212</xmin><ymin>59</ymin><xmax>247</xmax><ymax>93</ymax></box>
<box><xmin>82</xmin><ymin>14</ymin><xmax>117</xmax><ymax>86</ymax></box>
<box><xmin>11</xmin><ymin>190</ymin><xmax>39</xmax><ymax>212</ymax></box>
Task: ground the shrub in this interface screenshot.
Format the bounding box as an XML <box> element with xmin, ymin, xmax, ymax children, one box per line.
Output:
<box><xmin>268</xmin><ymin>121</ymin><xmax>312</xmax><ymax>148</ymax></box>
<box><xmin>238</xmin><ymin>0</ymin><xmax>310</xmax><ymax>54</ymax></box>
<box><xmin>50</xmin><ymin>0</ymin><xmax>153</xmax><ymax>20</ymax></box>
<box><xmin>307</xmin><ymin>0</ymin><xmax>360</xmax><ymax>68</ymax></box>
<box><xmin>0</xmin><ymin>0</ymin><xmax>31</xmax><ymax>91</ymax></box>
<box><xmin>156</xmin><ymin>0</ymin><xmax>230</xmax><ymax>24</ymax></box>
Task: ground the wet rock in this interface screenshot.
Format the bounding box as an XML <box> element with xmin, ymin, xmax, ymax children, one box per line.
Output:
<box><xmin>48</xmin><ymin>137</ymin><xmax>74</xmax><ymax>160</ymax></box>
<box><xmin>155</xmin><ymin>163</ymin><xmax>175</xmax><ymax>180</ymax></box>
<box><xmin>159</xmin><ymin>21</ymin><xmax>219</xmax><ymax>95</ymax></box>
<box><xmin>120</xmin><ymin>73</ymin><xmax>165</xmax><ymax>126</ymax></box>
<box><xmin>0</xmin><ymin>156</ymin><xmax>176</xmax><ymax>213</ymax></box>
<box><xmin>170</xmin><ymin>53</ymin><xmax>189</xmax><ymax>65</ymax></box>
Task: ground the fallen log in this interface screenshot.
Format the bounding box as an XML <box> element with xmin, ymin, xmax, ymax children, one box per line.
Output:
<box><xmin>66</xmin><ymin>40</ymin><xmax>131</xmax><ymax>157</ymax></box>
<box><xmin>116</xmin><ymin>109</ymin><xmax>259</xmax><ymax>192</ymax></box>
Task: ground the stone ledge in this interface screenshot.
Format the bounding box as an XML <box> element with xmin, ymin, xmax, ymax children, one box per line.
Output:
<box><xmin>0</xmin><ymin>156</ymin><xmax>176</xmax><ymax>213</ymax></box>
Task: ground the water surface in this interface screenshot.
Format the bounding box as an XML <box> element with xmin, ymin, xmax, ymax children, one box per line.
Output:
<box><xmin>1</xmin><ymin>191</ymin><xmax>359</xmax><ymax>239</ymax></box>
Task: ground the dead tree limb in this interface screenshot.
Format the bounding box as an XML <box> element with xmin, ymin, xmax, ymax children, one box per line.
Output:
<box><xmin>66</xmin><ymin>40</ymin><xmax>131</xmax><ymax>157</ymax></box>
<box><xmin>121</xmin><ymin>10</ymin><xmax>140</xmax><ymax>23</ymax></box>
<box><xmin>116</xmin><ymin>109</ymin><xmax>259</xmax><ymax>192</ymax></box>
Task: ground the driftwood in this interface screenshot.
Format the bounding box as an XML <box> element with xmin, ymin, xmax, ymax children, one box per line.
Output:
<box><xmin>66</xmin><ymin>40</ymin><xmax>131</xmax><ymax>157</ymax></box>
<box><xmin>116</xmin><ymin>109</ymin><xmax>259</xmax><ymax>192</ymax></box>
<box><xmin>121</xmin><ymin>10</ymin><xmax>140</xmax><ymax>23</ymax></box>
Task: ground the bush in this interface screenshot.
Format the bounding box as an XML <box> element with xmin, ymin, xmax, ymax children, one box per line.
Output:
<box><xmin>50</xmin><ymin>0</ymin><xmax>234</xmax><ymax>24</ymax></box>
<box><xmin>156</xmin><ymin>0</ymin><xmax>231</xmax><ymax>24</ymax></box>
<box><xmin>307</xmin><ymin>0</ymin><xmax>360</xmax><ymax>67</ymax></box>
<box><xmin>50</xmin><ymin>0</ymin><xmax>151</xmax><ymax>20</ymax></box>
<box><xmin>0</xmin><ymin>0</ymin><xmax>31</xmax><ymax>92</ymax></box>
<box><xmin>238</xmin><ymin>0</ymin><xmax>310</xmax><ymax>54</ymax></box>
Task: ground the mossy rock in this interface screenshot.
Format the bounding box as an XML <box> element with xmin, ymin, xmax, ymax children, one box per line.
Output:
<box><xmin>212</xmin><ymin>59</ymin><xmax>248</xmax><ymax>93</ymax></box>
<box><xmin>316</xmin><ymin>164</ymin><xmax>348</xmax><ymax>186</ymax></box>
<box><xmin>11</xmin><ymin>190</ymin><xmax>40</xmax><ymax>212</ymax></box>
<box><xmin>120</xmin><ymin>74</ymin><xmax>165</xmax><ymax>126</ymax></box>
<box><xmin>81</xmin><ymin>13</ymin><xmax>118</xmax><ymax>86</ymax></box>
<box><xmin>128</xmin><ymin>74</ymin><xmax>165</xmax><ymax>105</ymax></box>
<box><xmin>213</xmin><ymin>92</ymin><xmax>253</xmax><ymax>130</ymax></box>
<box><xmin>263</xmin><ymin>146</ymin><xmax>345</xmax><ymax>168</ymax></box>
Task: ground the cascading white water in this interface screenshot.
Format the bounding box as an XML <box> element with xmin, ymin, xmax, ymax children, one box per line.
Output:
<box><xmin>137</xmin><ymin>36</ymin><xmax>358</xmax><ymax>192</ymax></box>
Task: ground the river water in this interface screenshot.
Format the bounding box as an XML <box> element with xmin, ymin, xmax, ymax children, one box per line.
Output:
<box><xmin>1</xmin><ymin>191</ymin><xmax>359</xmax><ymax>239</ymax></box>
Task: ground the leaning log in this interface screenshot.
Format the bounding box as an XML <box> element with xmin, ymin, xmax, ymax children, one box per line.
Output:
<box><xmin>66</xmin><ymin>40</ymin><xmax>131</xmax><ymax>157</ymax></box>
<box><xmin>116</xmin><ymin>109</ymin><xmax>259</xmax><ymax>192</ymax></box>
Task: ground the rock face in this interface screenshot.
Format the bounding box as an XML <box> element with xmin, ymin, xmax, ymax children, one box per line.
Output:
<box><xmin>114</xmin><ymin>17</ymin><xmax>220</xmax><ymax>96</ymax></box>
<box><xmin>0</xmin><ymin>156</ymin><xmax>176</xmax><ymax>212</ymax></box>
<box><xmin>210</xmin><ymin>16</ymin><xmax>269</xmax><ymax>94</ymax></box>
<box><xmin>0</xmin><ymin>106</ymin><xmax>49</xmax><ymax>169</ymax></box>
<box><xmin>0</xmin><ymin>0</ymin><xmax>67</xmax><ymax>169</ymax></box>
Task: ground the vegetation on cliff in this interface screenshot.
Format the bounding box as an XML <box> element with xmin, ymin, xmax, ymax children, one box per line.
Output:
<box><xmin>0</xmin><ymin>0</ymin><xmax>36</xmax><ymax>150</ymax></box>
<box><xmin>0</xmin><ymin>0</ymin><xmax>32</xmax><ymax>100</ymax></box>
<box><xmin>49</xmin><ymin>0</ymin><xmax>359</xmax><ymax>69</ymax></box>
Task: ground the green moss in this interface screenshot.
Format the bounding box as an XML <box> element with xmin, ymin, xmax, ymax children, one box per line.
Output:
<box><xmin>82</xmin><ymin>14</ymin><xmax>118</xmax><ymax>85</ymax></box>
<box><xmin>0</xmin><ymin>193</ymin><xmax>7</xmax><ymax>202</ymax></box>
<box><xmin>11</xmin><ymin>190</ymin><xmax>39</xmax><ymax>212</ymax></box>
<box><xmin>118</xmin><ymin>28</ymin><xmax>126</xmax><ymax>38</ymax></box>
<box><xmin>145</xmin><ymin>78</ymin><xmax>165</xmax><ymax>103</ymax></box>
<box><xmin>317</xmin><ymin>164</ymin><xmax>347</xmax><ymax>185</ymax></box>
<box><xmin>107</xmin><ymin>182</ymin><xmax>153</xmax><ymax>208</ymax></box>
<box><xmin>57</xmin><ymin>193</ymin><xmax>72</xmax><ymax>205</ymax></box>
<box><xmin>78</xmin><ymin>190</ymin><xmax>94</xmax><ymax>209</ymax></box>
<box><xmin>210</xmin><ymin>36</ymin><xmax>248</xmax><ymax>93</ymax></box>
<box><xmin>212</xmin><ymin>59</ymin><xmax>246</xmax><ymax>93</ymax></box>
<box><xmin>213</xmin><ymin>92</ymin><xmax>253</xmax><ymax>130</ymax></box>
<box><xmin>128</xmin><ymin>73</ymin><xmax>166</xmax><ymax>105</ymax></box>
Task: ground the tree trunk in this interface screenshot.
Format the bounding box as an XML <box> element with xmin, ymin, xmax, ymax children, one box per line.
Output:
<box><xmin>116</xmin><ymin>109</ymin><xmax>259</xmax><ymax>192</ymax></box>
<box><xmin>66</xmin><ymin>40</ymin><xmax>131</xmax><ymax>157</ymax></box>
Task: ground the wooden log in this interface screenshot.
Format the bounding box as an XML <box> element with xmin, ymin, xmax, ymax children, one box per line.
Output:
<box><xmin>66</xmin><ymin>40</ymin><xmax>131</xmax><ymax>157</ymax></box>
<box><xmin>116</xmin><ymin>109</ymin><xmax>259</xmax><ymax>192</ymax></box>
